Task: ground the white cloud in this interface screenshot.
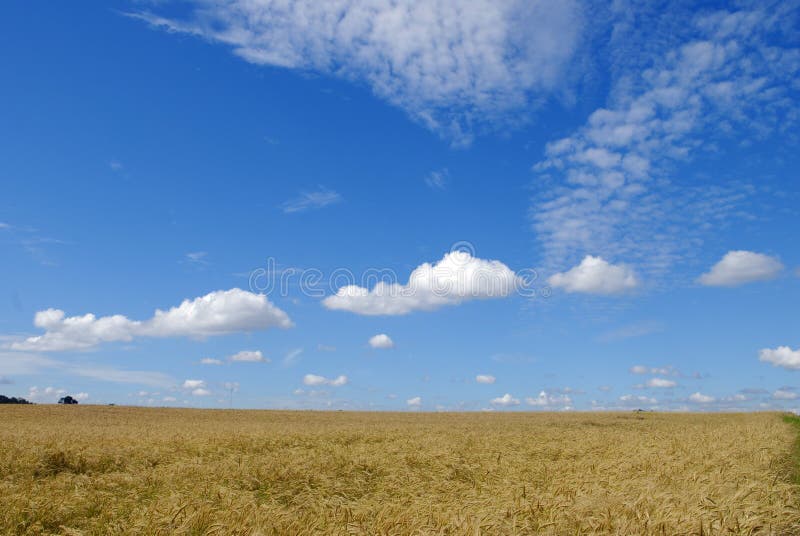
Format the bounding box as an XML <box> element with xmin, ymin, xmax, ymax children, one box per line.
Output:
<box><xmin>163</xmin><ymin>396</ymin><xmax>177</xmax><ymax>402</ymax></box>
<box><xmin>425</xmin><ymin>169</ymin><xmax>449</xmax><ymax>190</ymax></box>
<box><xmin>530</xmin><ymin>7</ymin><xmax>799</xmax><ymax>279</ymax></box>
<box><xmin>27</xmin><ymin>386</ymin><xmax>66</xmax><ymax>401</ymax></box>
<box><xmin>229</xmin><ymin>350</ymin><xmax>269</xmax><ymax>363</ymax></box>
<box><xmin>406</xmin><ymin>396</ymin><xmax>422</xmax><ymax>408</ymax></box>
<box><xmin>192</xmin><ymin>388</ymin><xmax>211</xmax><ymax>396</ymax></box>
<box><xmin>688</xmin><ymin>392</ymin><xmax>715</xmax><ymax>404</ymax></box>
<box><xmin>525</xmin><ymin>391</ymin><xmax>572</xmax><ymax>407</ymax></box>
<box><xmin>598</xmin><ymin>321</ymin><xmax>662</xmax><ymax>342</ymax></box>
<box><xmin>476</xmin><ymin>374</ymin><xmax>496</xmax><ymax>384</ymax></box>
<box><xmin>773</xmin><ymin>389</ymin><xmax>798</xmax><ymax>400</ymax></box>
<box><xmin>760</xmin><ymin>346</ymin><xmax>800</xmax><ymax>370</ymax></box>
<box><xmin>8</xmin><ymin>288</ymin><xmax>292</xmax><ymax>352</ymax></box>
<box><xmin>368</xmin><ymin>334</ymin><xmax>394</xmax><ymax>349</ymax></box>
<box><xmin>129</xmin><ymin>1</ymin><xmax>583</xmax><ymax>145</ymax></box>
<box><xmin>185</xmin><ymin>251</ymin><xmax>208</xmax><ymax>266</ymax></box>
<box><xmin>646</xmin><ymin>378</ymin><xmax>677</xmax><ymax>388</ymax></box>
<box><xmin>303</xmin><ymin>374</ymin><xmax>348</xmax><ymax>387</ymax></box>
<box><xmin>619</xmin><ymin>394</ymin><xmax>657</xmax><ymax>405</ymax></box>
<box><xmin>323</xmin><ymin>251</ymin><xmax>521</xmax><ymax>315</ymax></box>
<box><xmin>698</xmin><ymin>250</ymin><xmax>783</xmax><ymax>287</ymax></box>
<box><xmin>0</xmin><ymin>351</ymin><xmax>174</xmax><ymax>387</ymax></box>
<box><xmin>183</xmin><ymin>379</ymin><xmax>206</xmax><ymax>390</ymax></box>
<box><xmin>282</xmin><ymin>348</ymin><xmax>303</xmax><ymax>366</ymax></box>
<box><xmin>491</xmin><ymin>393</ymin><xmax>520</xmax><ymax>406</ymax></box>
<box><xmin>281</xmin><ymin>188</ymin><xmax>342</xmax><ymax>213</ymax></box>
<box><xmin>548</xmin><ymin>256</ymin><xmax>638</xmax><ymax>295</ymax></box>
<box><xmin>200</xmin><ymin>358</ymin><xmax>223</xmax><ymax>365</ymax></box>
<box><xmin>630</xmin><ymin>365</ymin><xmax>676</xmax><ymax>376</ymax></box>
<box><xmin>143</xmin><ymin>289</ymin><xmax>293</xmax><ymax>337</ymax></box>
<box><xmin>74</xmin><ymin>392</ymin><xmax>89</xmax><ymax>401</ymax></box>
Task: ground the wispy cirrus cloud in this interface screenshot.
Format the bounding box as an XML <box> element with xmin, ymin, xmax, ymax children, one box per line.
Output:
<box><xmin>531</xmin><ymin>5</ymin><xmax>800</xmax><ymax>281</ymax></box>
<box><xmin>281</xmin><ymin>188</ymin><xmax>342</xmax><ymax>214</ymax></box>
<box><xmin>597</xmin><ymin>321</ymin><xmax>663</xmax><ymax>343</ymax></box>
<box><xmin>0</xmin><ymin>351</ymin><xmax>174</xmax><ymax>387</ymax></box>
<box><xmin>184</xmin><ymin>251</ymin><xmax>209</xmax><ymax>266</ymax></box>
<box><xmin>126</xmin><ymin>0</ymin><xmax>583</xmax><ymax>145</ymax></box>
<box><xmin>425</xmin><ymin>169</ymin><xmax>449</xmax><ymax>190</ymax></box>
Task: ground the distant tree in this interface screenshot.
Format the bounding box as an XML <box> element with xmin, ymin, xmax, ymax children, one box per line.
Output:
<box><xmin>58</xmin><ymin>395</ymin><xmax>79</xmax><ymax>405</ymax></box>
<box><xmin>0</xmin><ymin>395</ymin><xmax>32</xmax><ymax>404</ymax></box>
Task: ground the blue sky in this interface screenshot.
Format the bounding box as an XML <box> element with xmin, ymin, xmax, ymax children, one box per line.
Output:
<box><xmin>1</xmin><ymin>0</ymin><xmax>798</xmax><ymax>411</ymax></box>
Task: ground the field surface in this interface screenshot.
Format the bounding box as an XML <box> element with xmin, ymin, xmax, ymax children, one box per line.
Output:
<box><xmin>1</xmin><ymin>407</ymin><xmax>799</xmax><ymax>535</ymax></box>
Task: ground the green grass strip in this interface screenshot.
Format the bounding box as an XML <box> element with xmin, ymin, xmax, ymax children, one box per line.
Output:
<box><xmin>781</xmin><ymin>413</ymin><xmax>800</xmax><ymax>485</ymax></box>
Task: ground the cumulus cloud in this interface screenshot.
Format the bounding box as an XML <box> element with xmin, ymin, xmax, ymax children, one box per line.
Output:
<box><xmin>323</xmin><ymin>251</ymin><xmax>522</xmax><ymax>315</ymax></box>
<box><xmin>646</xmin><ymin>378</ymin><xmax>677</xmax><ymax>388</ymax></box>
<box><xmin>27</xmin><ymin>386</ymin><xmax>66</xmax><ymax>402</ymax></box>
<box><xmin>74</xmin><ymin>392</ymin><xmax>89</xmax><ymax>401</ymax></box>
<box><xmin>688</xmin><ymin>392</ymin><xmax>715</xmax><ymax>404</ymax></box>
<box><xmin>200</xmin><ymin>358</ymin><xmax>223</xmax><ymax>365</ymax></box>
<box><xmin>281</xmin><ymin>188</ymin><xmax>342</xmax><ymax>213</ymax></box>
<box><xmin>773</xmin><ymin>389</ymin><xmax>798</xmax><ymax>400</ymax></box>
<box><xmin>368</xmin><ymin>334</ymin><xmax>394</xmax><ymax>349</ymax></box>
<box><xmin>406</xmin><ymin>396</ymin><xmax>422</xmax><ymax>408</ymax></box>
<box><xmin>129</xmin><ymin>1</ymin><xmax>583</xmax><ymax>145</ymax></box>
<box><xmin>476</xmin><ymin>374</ymin><xmax>496</xmax><ymax>384</ymax></box>
<box><xmin>548</xmin><ymin>256</ymin><xmax>638</xmax><ymax>295</ymax></box>
<box><xmin>229</xmin><ymin>350</ymin><xmax>269</xmax><ymax>363</ymax></box>
<box><xmin>759</xmin><ymin>346</ymin><xmax>800</xmax><ymax>370</ymax></box>
<box><xmin>697</xmin><ymin>250</ymin><xmax>783</xmax><ymax>287</ymax></box>
<box><xmin>525</xmin><ymin>391</ymin><xmax>572</xmax><ymax>407</ymax></box>
<box><xmin>182</xmin><ymin>380</ymin><xmax>211</xmax><ymax>396</ymax></box>
<box><xmin>491</xmin><ymin>393</ymin><xmax>520</xmax><ymax>407</ymax></box>
<box><xmin>8</xmin><ymin>288</ymin><xmax>292</xmax><ymax>352</ymax></box>
<box><xmin>303</xmin><ymin>374</ymin><xmax>348</xmax><ymax>387</ymax></box>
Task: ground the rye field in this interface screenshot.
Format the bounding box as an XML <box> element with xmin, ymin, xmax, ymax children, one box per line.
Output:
<box><xmin>1</xmin><ymin>407</ymin><xmax>799</xmax><ymax>535</ymax></box>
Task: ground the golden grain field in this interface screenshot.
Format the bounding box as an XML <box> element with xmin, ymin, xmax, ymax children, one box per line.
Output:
<box><xmin>1</xmin><ymin>407</ymin><xmax>799</xmax><ymax>535</ymax></box>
